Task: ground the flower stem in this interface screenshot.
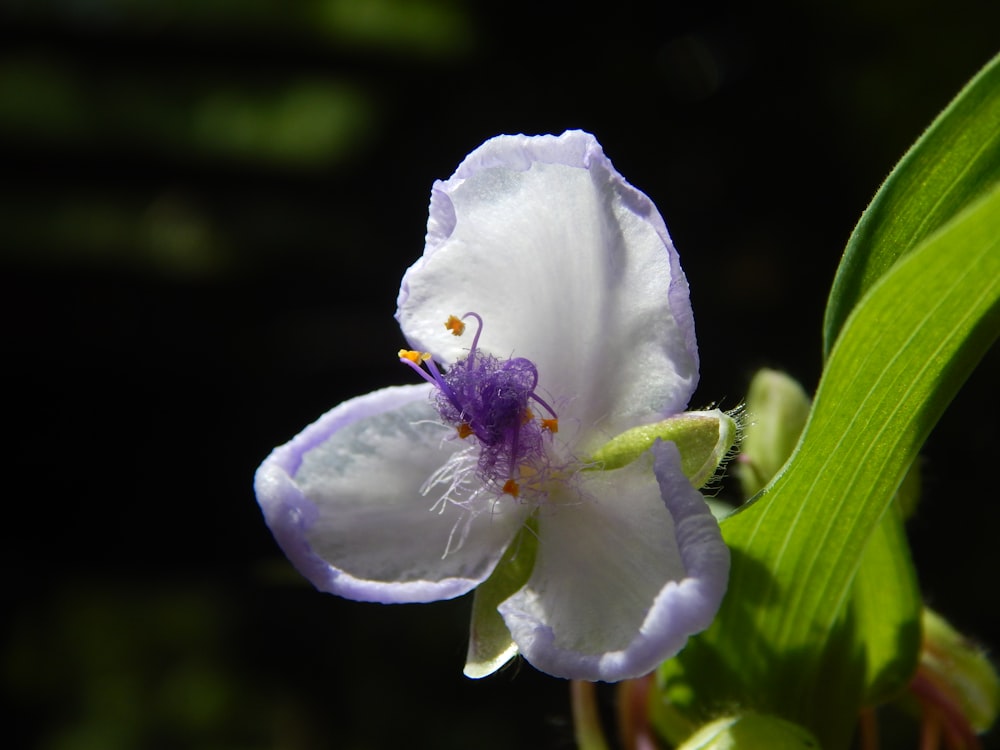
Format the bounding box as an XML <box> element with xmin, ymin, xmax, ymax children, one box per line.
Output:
<box><xmin>857</xmin><ymin>707</ymin><xmax>880</xmax><ymax>750</ymax></box>
<box><xmin>571</xmin><ymin>680</ymin><xmax>611</xmax><ymax>750</ymax></box>
<box><xmin>616</xmin><ymin>673</ymin><xmax>658</xmax><ymax>750</ymax></box>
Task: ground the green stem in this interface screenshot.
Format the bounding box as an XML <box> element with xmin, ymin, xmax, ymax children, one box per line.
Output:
<box><xmin>571</xmin><ymin>680</ymin><xmax>611</xmax><ymax>750</ymax></box>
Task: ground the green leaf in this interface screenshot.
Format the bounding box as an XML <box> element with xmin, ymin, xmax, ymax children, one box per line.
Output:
<box><xmin>665</xmin><ymin>182</ymin><xmax>1000</xmax><ymax>749</ymax></box>
<box><xmin>823</xmin><ymin>52</ymin><xmax>1000</xmax><ymax>355</ymax></box>
<box><xmin>844</xmin><ymin>502</ymin><xmax>921</xmax><ymax>706</ymax></box>
<box><xmin>821</xmin><ymin>52</ymin><xmax>1000</xmax><ymax>714</ymax></box>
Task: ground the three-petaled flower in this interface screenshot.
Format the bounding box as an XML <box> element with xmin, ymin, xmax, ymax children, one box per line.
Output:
<box><xmin>254</xmin><ymin>130</ymin><xmax>730</xmax><ymax>682</ymax></box>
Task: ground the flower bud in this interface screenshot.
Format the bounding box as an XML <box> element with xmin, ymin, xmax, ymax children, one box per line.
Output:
<box><xmin>677</xmin><ymin>713</ymin><xmax>819</xmax><ymax>749</ymax></box>
<box><xmin>913</xmin><ymin>607</ymin><xmax>1000</xmax><ymax>735</ymax></box>
<box><xmin>736</xmin><ymin>368</ymin><xmax>811</xmax><ymax>498</ymax></box>
<box><xmin>589</xmin><ymin>409</ymin><xmax>738</xmax><ymax>488</ymax></box>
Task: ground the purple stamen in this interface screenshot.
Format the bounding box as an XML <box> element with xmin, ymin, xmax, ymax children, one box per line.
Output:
<box><xmin>398</xmin><ymin>352</ymin><xmax>462</xmax><ymax>411</ymax></box>
<box><xmin>461</xmin><ymin>312</ymin><xmax>484</xmax><ymax>369</ymax></box>
<box><xmin>401</xmin><ymin>313</ymin><xmax>559</xmax><ymax>494</ymax></box>
<box><xmin>424</xmin><ymin>356</ymin><xmax>462</xmax><ymax>413</ymax></box>
<box><xmin>399</xmin><ymin>355</ymin><xmax>436</xmax><ymax>384</ymax></box>
<box><xmin>529</xmin><ymin>392</ymin><xmax>559</xmax><ymax>420</ymax></box>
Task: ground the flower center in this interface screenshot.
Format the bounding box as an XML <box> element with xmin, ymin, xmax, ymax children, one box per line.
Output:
<box><xmin>399</xmin><ymin>312</ymin><xmax>559</xmax><ymax>497</ymax></box>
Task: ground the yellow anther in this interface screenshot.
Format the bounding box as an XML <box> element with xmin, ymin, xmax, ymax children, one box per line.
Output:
<box><xmin>522</xmin><ymin>407</ymin><xmax>535</xmax><ymax>424</ymax></box>
<box><xmin>456</xmin><ymin>423</ymin><xmax>474</xmax><ymax>439</ymax></box>
<box><xmin>445</xmin><ymin>315</ymin><xmax>466</xmax><ymax>336</ymax></box>
<box><xmin>541</xmin><ymin>418</ymin><xmax>559</xmax><ymax>433</ymax></box>
<box><xmin>502</xmin><ymin>479</ymin><xmax>521</xmax><ymax>497</ymax></box>
<box><xmin>398</xmin><ymin>349</ymin><xmax>431</xmax><ymax>364</ymax></box>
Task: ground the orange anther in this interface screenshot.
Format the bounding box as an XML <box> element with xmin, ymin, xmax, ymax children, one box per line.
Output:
<box><xmin>502</xmin><ymin>479</ymin><xmax>521</xmax><ymax>497</ymax></box>
<box><xmin>445</xmin><ymin>315</ymin><xmax>466</xmax><ymax>336</ymax></box>
<box><xmin>456</xmin><ymin>423</ymin><xmax>474</xmax><ymax>439</ymax></box>
<box><xmin>521</xmin><ymin>407</ymin><xmax>535</xmax><ymax>424</ymax></box>
<box><xmin>398</xmin><ymin>349</ymin><xmax>430</xmax><ymax>364</ymax></box>
<box><xmin>541</xmin><ymin>418</ymin><xmax>559</xmax><ymax>433</ymax></box>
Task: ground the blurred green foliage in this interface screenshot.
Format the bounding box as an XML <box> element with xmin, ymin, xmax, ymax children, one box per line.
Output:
<box><xmin>5</xmin><ymin>0</ymin><xmax>474</xmax><ymax>57</ymax></box>
<box><xmin>6</xmin><ymin>583</ymin><xmax>264</xmax><ymax>750</ymax></box>
<box><xmin>0</xmin><ymin>0</ymin><xmax>471</xmax><ymax>278</ymax></box>
<box><xmin>0</xmin><ymin>56</ymin><xmax>374</xmax><ymax>165</ymax></box>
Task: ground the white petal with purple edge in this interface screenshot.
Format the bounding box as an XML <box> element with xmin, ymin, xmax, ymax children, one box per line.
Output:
<box><xmin>254</xmin><ymin>384</ymin><xmax>530</xmax><ymax>604</ymax></box>
<box><xmin>397</xmin><ymin>131</ymin><xmax>699</xmax><ymax>449</ymax></box>
<box><xmin>497</xmin><ymin>440</ymin><xmax>729</xmax><ymax>681</ymax></box>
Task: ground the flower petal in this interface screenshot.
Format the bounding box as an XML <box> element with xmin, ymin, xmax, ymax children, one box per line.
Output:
<box><xmin>497</xmin><ymin>440</ymin><xmax>729</xmax><ymax>681</ymax></box>
<box><xmin>254</xmin><ymin>384</ymin><xmax>529</xmax><ymax>603</ymax></box>
<box><xmin>397</xmin><ymin>130</ymin><xmax>699</xmax><ymax>446</ymax></box>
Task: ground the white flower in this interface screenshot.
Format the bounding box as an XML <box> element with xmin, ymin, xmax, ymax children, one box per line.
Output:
<box><xmin>254</xmin><ymin>131</ymin><xmax>729</xmax><ymax>682</ymax></box>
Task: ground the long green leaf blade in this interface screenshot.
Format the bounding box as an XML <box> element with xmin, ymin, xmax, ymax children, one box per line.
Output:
<box><xmin>846</xmin><ymin>502</ymin><xmax>921</xmax><ymax>706</ymax></box>
<box><xmin>823</xmin><ymin>52</ymin><xmax>1000</xmax><ymax>713</ymax></box>
<box><xmin>667</xmin><ymin>183</ymin><xmax>1000</xmax><ymax>749</ymax></box>
<box><xmin>823</xmin><ymin>51</ymin><xmax>1000</xmax><ymax>355</ymax></box>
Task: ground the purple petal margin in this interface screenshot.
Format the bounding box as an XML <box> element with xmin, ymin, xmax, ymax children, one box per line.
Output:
<box><xmin>398</xmin><ymin>130</ymin><xmax>699</xmax><ymax>392</ymax></box>
<box><xmin>502</xmin><ymin>440</ymin><xmax>729</xmax><ymax>682</ymax></box>
<box><xmin>254</xmin><ymin>383</ymin><xmax>502</xmax><ymax>603</ymax></box>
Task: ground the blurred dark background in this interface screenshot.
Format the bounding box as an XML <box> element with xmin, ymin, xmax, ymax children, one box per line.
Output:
<box><xmin>2</xmin><ymin>1</ymin><xmax>998</xmax><ymax>748</ymax></box>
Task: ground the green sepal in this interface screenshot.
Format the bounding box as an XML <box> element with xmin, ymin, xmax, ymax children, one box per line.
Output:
<box><xmin>463</xmin><ymin>518</ymin><xmax>538</xmax><ymax>678</ymax></box>
<box><xmin>587</xmin><ymin>409</ymin><xmax>738</xmax><ymax>488</ymax></box>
